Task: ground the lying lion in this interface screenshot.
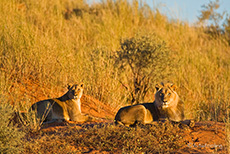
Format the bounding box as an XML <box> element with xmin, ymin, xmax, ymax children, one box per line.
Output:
<box><xmin>31</xmin><ymin>83</ymin><xmax>92</xmax><ymax>124</ymax></box>
<box><xmin>115</xmin><ymin>82</ymin><xmax>193</xmax><ymax>127</ymax></box>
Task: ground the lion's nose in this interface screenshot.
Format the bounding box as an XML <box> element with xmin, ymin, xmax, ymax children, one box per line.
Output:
<box><xmin>160</xmin><ymin>94</ymin><xmax>164</xmax><ymax>100</ymax></box>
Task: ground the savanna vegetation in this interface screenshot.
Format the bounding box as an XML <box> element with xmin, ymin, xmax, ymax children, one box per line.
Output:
<box><xmin>0</xmin><ymin>0</ymin><xmax>230</xmax><ymax>153</ymax></box>
<box><xmin>23</xmin><ymin>121</ymin><xmax>188</xmax><ymax>153</ymax></box>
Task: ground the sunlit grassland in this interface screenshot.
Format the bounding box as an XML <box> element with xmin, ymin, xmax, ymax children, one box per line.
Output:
<box><xmin>1</xmin><ymin>0</ymin><xmax>230</xmax><ymax>153</ymax></box>
<box><xmin>0</xmin><ymin>0</ymin><xmax>229</xmax><ymax>121</ymax></box>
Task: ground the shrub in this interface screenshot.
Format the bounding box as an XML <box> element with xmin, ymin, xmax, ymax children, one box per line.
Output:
<box><xmin>115</xmin><ymin>33</ymin><xmax>175</xmax><ymax>104</ymax></box>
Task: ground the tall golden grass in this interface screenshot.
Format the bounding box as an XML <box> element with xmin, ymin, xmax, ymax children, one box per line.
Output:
<box><xmin>0</xmin><ymin>0</ymin><xmax>229</xmax><ymax>122</ymax></box>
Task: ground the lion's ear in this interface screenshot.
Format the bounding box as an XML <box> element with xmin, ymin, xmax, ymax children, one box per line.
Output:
<box><xmin>67</xmin><ymin>84</ymin><xmax>72</xmax><ymax>90</ymax></box>
<box><xmin>170</xmin><ymin>84</ymin><xmax>177</xmax><ymax>91</ymax></box>
<box><xmin>79</xmin><ymin>82</ymin><xmax>84</xmax><ymax>88</ymax></box>
<box><xmin>155</xmin><ymin>83</ymin><xmax>162</xmax><ymax>91</ymax></box>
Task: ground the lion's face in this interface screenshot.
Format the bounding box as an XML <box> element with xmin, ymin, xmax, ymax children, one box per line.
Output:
<box><xmin>67</xmin><ymin>83</ymin><xmax>84</xmax><ymax>99</ymax></box>
<box><xmin>154</xmin><ymin>82</ymin><xmax>178</xmax><ymax>109</ymax></box>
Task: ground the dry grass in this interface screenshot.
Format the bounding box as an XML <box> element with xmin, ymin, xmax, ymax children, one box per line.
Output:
<box><xmin>1</xmin><ymin>0</ymin><xmax>229</xmax><ymax>119</ymax></box>
<box><xmin>23</xmin><ymin>121</ymin><xmax>188</xmax><ymax>153</ymax></box>
<box><xmin>0</xmin><ymin>103</ymin><xmax>25</xmax><ymax>154</ymax></box>
<box><xmin>0</xmin><ymin>0</ymin><xmax>230</xmax><ymax>152</ymax></box>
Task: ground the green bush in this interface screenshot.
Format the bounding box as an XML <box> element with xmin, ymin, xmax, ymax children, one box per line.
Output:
<box><xmin>115</xmin><ymin>33</ymin><xmax>176</xmax><ymax>104</ymax></box>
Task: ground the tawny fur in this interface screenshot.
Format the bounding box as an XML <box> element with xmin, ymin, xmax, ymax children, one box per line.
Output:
<box><xmin>31</xmin><ymin>83</ymin><xmax>92</xmax><ymax>124</ymax></box>
<box><xmin>115</xmin><ymin>82</ymin><xmax>193</xmax><ymax>127</ymax></box>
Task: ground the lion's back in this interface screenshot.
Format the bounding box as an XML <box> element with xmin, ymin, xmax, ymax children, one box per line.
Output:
<box><xmin>31</xmin><ymin>99</ymin><xmax>67</xmax><ymax>121</ymax></box>
<box><xmin>142</xmin><ymin>102</ymin><xmax>160</xmax><ymax>121</ymax></box>
<box><xmin>114</xmin><ymin>103</ymin><xmax>159</xmax><ymax>126</ymax></box>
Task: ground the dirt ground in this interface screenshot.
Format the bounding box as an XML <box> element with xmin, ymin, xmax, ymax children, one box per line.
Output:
<box><xmin>13</xmin><ymin>81</ymin><xmax>228</xmax><ymax>153</ymax></box>
<box><xmin>178</xmin><ymin>121</ymin><xmax>227</xmax><ymax>153</ymax></box>
<box><xmin>38</xmin><ymin>95</ymin><xmax>228</xmax><ymax>154</ymax></box>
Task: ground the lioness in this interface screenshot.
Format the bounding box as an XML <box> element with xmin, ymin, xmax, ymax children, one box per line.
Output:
<box><xmin>115</xmin><ymin>82</ymin><xmax>193</xmax><ymax>127</ymax></box>
<box><xmin>31</xmin><ymin>83</ymin><xmax>92</xmax><ymax>124</ymax></box>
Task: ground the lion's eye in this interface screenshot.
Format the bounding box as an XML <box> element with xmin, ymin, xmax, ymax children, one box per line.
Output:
<box><xmin>168</xmin><ymin>93</ymin><xmax>171</xmax><ymax>96</ymax></box>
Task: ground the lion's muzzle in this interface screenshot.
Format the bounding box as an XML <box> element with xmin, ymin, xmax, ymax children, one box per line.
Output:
<box><xmin>162</xmin><ymin>102</ymin><xmax>169</xmax><ymax>108</ymax></box>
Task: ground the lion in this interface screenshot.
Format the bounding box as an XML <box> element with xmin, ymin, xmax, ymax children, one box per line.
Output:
<box><xmin>31</xmin><ymin>83</ymin><xmax>92</xmax><ymax>124</ymax></box>
<box><xmin>114</xmin><ymin>82</ymin><xmax>193</xmax><ymax>127</ymax></box>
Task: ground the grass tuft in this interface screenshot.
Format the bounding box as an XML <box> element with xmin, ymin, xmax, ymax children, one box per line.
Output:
<box><xmin>24</xmin><ymin>121</ymin><xmax>188</xmax><ymax>153</ymax></box>
<box><xmin>0</xmin><ymin>102</ymin><xmax>25</xmax><ymax>154</ymax></box>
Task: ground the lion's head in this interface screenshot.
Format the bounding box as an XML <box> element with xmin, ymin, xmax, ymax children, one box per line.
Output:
<box><xmin>154</xmin><ymin>82</ymin><xmax>179</xmax><ymax>109</ymax></box>
<box><xmin>67</xmin><ymin>83</ymin><xmax>84</xmax><ymax>100</ymax></box>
